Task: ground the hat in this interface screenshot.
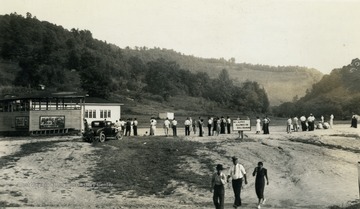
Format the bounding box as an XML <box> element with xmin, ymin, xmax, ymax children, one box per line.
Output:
<box><xmin>216</xmin><ymin>164</ymin><xmax>223</xmax><ymax>170</ymax></box>
<box><xmin>232</xmin><ymin>156</ymin><xmax>238</xmax><ymax>161</ymax></box>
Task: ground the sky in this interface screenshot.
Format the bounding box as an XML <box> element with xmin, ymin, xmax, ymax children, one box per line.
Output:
<box><xmin>1</xmin><ymin>0</ymin><xmax>360</xmax><ymax>74</ymax></box>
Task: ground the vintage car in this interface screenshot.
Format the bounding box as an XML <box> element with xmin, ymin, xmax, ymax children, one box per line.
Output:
<box><xmin>83</xmin><ymin>120</ymin><xmax>122</xmax><ymax>142</ymax></box>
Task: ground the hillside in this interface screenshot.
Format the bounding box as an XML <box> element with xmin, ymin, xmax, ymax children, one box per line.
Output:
<box><xmin>274</xmin><ymin>58</ymin><xmax>360</xmax><ymax>119</ymax></box>
<box><xmin>0</xmin><ymin>13</ymin><xmax>322</xmax><ymax>111</ymax></box>
<box><xmin>122</xmin><ymin>48</ymin><xmax>323</xmax><ymax>105</ymax></box>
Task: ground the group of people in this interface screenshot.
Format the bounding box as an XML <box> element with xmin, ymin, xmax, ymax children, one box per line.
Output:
<box><xmin>148</xmin><ymin>116</ymin><xmax>234</xmax><ymax>137</ymax></box>
<box><xmin>114</xmin><ymin>118</ymin><xmax>138</xmax><ymax>136</ymax></box>
<box><xmin>211</xmin><ymin>156</ymin><xmax>269</xmax><ymax>209</ymax></box>
<box><xmin>297</xmin><ymin>114</ymin><xmax>334</xmax><ymax>132</ymax></box>
<box><xmin>255</xmin><ymin>116</ymin><xmax>271</xmax><ymax>134</ymax></box>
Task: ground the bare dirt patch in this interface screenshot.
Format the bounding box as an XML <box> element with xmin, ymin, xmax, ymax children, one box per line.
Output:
<box><xmin>0</xmin><ymin>124</ymin><xmax>359</xmax><ymax>209</ymax></box>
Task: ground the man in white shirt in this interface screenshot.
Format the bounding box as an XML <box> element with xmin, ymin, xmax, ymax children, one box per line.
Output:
<box><xmin>133</xmin><ymin>118</ymin><xmax>138</xmax><ymax>136</ymax></box>
<box><xmin>171</xmin><ymin>118</ymin><xmax>178</xmax><ymax>136</ymax></box>
<box><xmin>227</xmin><ymin>116</ymin><xmax>232</xmax><ymax>134</ymax></box>
<box><xmin>207</xmin><ymin>117</ymin><xmax>213</xmax><ymax>136</ymax></box>
<box><xmin>184</xmin><ymin>118</ymin><xmax>191</xmax><ymax>136</ymax></box>
<box><xmin>163</xmin><ymin>118</ymin><xmax>171</xmax><ymax>136</ymax></box>
<box><xmin>227</xmin><ymin>156</ymin><xmax>247</xmax><ymax>208</ymax></box>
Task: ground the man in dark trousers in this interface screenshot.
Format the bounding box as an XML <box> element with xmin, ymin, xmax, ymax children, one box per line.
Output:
<box><xmin>133</xmin><ymin>118</ymin><xmax>138</xmax><ymax>136</ymax></box>
<box><xmin>227</xmin><ymin>156</ymin><xmax>247</xmax><ymax>208</ymax></box>
<box><xmin>211</xmin><ymin>164</ymin><xmax>226</xmax><ymax>209</ymax></box>
<box><xmin>125</xmin><ymin>118</ymin><xmax>131</xmax><ymax>136</ymax></box>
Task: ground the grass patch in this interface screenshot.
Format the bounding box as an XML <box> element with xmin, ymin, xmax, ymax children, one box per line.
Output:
<box><xmin>91</xmin><ymin>137</ymin><xmax>214</xmax><ymax>196</ymax></box>
<box><xmin>329</xmin><ymin>202</ymin><xmax>360</xmax><ymax>209</ymax></box>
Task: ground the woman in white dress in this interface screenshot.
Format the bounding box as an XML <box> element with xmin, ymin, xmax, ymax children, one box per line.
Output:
<box><xmin>256</xmin><ymin>116</ymin><xmax>261</xmax><ymax>134</ymax></box>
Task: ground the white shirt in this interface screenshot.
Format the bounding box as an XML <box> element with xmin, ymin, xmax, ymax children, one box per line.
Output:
<box><xmin>228</xmin><ymin>163</ymin><xmax>246</xmax><ymax>180</ymax></box>
<box><xmin>184</xmin><ymin>119</ymin><xmax>191</xmax><ymax>126</ymax></box>
<box><xmin>164</xmin><ymin>120</ymin><xmax>171</xmax><ymax>128</ymax></box>
<box><xmin>133</xmin><ymin>120</ymin><xmax>138</xmax><ymax>126</ymax></box>
<box><xmin>171</xmin><ymin>120</ymin><xmax>177</xmax><ymax>126</ymax></box>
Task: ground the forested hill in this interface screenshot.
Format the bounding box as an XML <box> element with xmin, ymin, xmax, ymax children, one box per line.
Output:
<box><xmin>0</xmin><ymin>13</ymin><xmax>320</xmax><ymax>115</ymax></box>
<box><xmin>273</xmin><ymin>58</ymin><xmax>360</xmax><ymax>119</ymax></box>
<box><xmin>121</xmin><ymin>47</ymin><xmax>323</xmax><ymax>105</ymax></box>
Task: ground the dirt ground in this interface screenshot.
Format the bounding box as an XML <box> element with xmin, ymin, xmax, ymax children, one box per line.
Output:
<box><xmin>0</xmin><ymin>124</ymin><xmax>359</xmax><ymax>209</ymax></box>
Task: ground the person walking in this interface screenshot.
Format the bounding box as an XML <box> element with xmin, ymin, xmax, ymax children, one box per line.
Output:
<box><xmin>252</xmin><ymin>162</ymin><xmax>269</xmax><ymax>209</ymax></box>
<box><xmin>255</xmin><ymin>116</ymin><xmax>261</xmax><ymax>134</ymax></box>
<box><xmin>133</xmin><ymin>118</ymin><xmax>138</xmax><ymax>136</ymax></box>
<box><xmin>171</xmin><ymin>118</ymin><xmax>177</xmax><ymax>136</ymax></box>
<box><xmin>211</xmin><ymin>164</ymin><xmax>227</xmax><ymax>209</ymax></box>
<box><xmin>184</xmin><ymin>117</ymin><xmax>191</xmax><ymax>136</ymax></box>
<box><xmin>227</xmin><ymin>156</ymin><xmax>247</xmax><ymax>208</ymax></box>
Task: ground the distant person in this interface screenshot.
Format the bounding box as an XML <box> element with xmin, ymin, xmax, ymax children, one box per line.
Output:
<box><xmin>329</xmin><ymin>114</ymin><xmax>334</xmax><ymax>129</ymax></box>
<box><xmin>213</xmin><ymin>117</ymin><xmax>218</xmax><ymax>136</ymax></box>
<box><xmin>198</xmin><ymin>117</ymin><xmax>203</xmax><ymax>137</ymax></box>
<box><xmin>286</xmin><ymin>117</ymin><xmax>292</xmax><ymax>134</ymax></box>
<box><xmin>307</xmin><ymin>114</ymin><xmax>315</xmax><ymax>131</ymax></box>
<box><xmin>220</xmin><ymin>116</ymin><xmax>226</xmax><ymax>134</ymax></box>
<box><xmin>125</xmin><ymin>118</ymin><xmax>131</xmax><ymax>136</ymax></box>
<box><xmin>184</xmin><ymin>117</ymin><xmax>191</xmax><ymax>136</ymax></box>
<box><xmin>133</xmin><ymin>118</ymin><xmax>138</xmax><ymax>136</ymax></box>
<box><xmin>300</xmin><ymin>115</ymin><xmax>307</xmax><ymax>131</ymax></box>
<box><xmin>208</xmin><ymin>117</ymin><xmax>213</xmax><ymax>136</ymax></box>
<box><xmin>227</xmin><ymin>156</ymin><xmax>247</xmax><ymax>208</ymax></box>
<box><xmin>351</xmin><ymin>113</ymin><xmax>357</xmax><ymax>128</ymax></box>
<box><xmin>252</xmin><ymin>162</ymin><xmax>269</xmax><ymax>209</ymax></box>
<box><xmin>227</xmin><ymin>116</ymin><xmax>231</xmax><ymax>134</ymax></box>
<box><xmin>263</xmin><ymin>116</ymin><xmax>270</xmax><ymax>134</ymax></box>
<box><xmin>192</xmin><ymin>118</ymin><xmax>197</xmax><ymax>135</ymax></box>
<box><xmin>171</xmin><ymin>118</ymin><xmax>177</xmax><ymax>136</ymax></box>
<box><xmin>321</xmin><ymin>115</ymin><xmax>324</xmax><ymax>123</ymax></box>
<box><xmin>163</xmin><ymin>117</ymin><xmax>171</xmax><ymax>136</ymax></box>
<box><xmin>119</xmin><ymin>118</ymin><xmax>126</xmax><ymax>135</ymax></box>
<box><xmin>211</xmin><ymin>164</ymin><xmax>227</xmax><ymax>209</ymax></box>
<box><xmin>255</xmin><ymin>116</ymin><xmax>261</xmax><ymax>134</ymax></box>
<box><xmin>150</xmin><ymin>117</ymin><xmax>157</xmax><ymax>135</ymax></box>
<box><xmin>293</xmin><ymin>116</ymin><xmax>299</xmax><ymax>132</ymax></box>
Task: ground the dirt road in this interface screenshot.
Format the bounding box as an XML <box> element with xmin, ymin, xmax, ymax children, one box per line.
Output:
<box><xmin>0</xmin><ymin>124</ymin><xmax>359</xmax><ymax>209</ymax></box>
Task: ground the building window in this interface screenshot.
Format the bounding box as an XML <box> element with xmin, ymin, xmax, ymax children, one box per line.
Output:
<box><xmin>85</xmin><ymin>110</ymin><xmax>88</xmax><ymax>118</ymax></box>
<box><xmin>92</xmin><ymin>110</ymin><xmax>96</xmax><ymax>118</ymax></box>
<box><xmin>108</xmin><ymin>110</ymin><xmax>111</xmax><ymax>118</ymax></box>
<box><xmin>89</xmin><ymin>110</ymin><xmax>93</xmax><ymax>118</ymax></box>
<box><xmin>100</xmin><ymin>110</ymin><xmax>103</xmax><ymax>118</ymax></box>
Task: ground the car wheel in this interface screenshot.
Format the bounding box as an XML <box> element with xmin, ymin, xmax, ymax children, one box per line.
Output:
<box><xmin>99</xmin><ymin>132</ymin><xmax>106</xmax><ymax>142</ymax></box>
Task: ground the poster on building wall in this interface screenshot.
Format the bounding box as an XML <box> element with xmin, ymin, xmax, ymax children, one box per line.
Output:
<box><xmin>15</xmin><ymin>116</ymin><xmax>29</xmax><ymax>128</ymax></box>
<box><xmin>39</xmin><ymin>116</ymin><xmax>65</xmax><ymax>129</ymax></box>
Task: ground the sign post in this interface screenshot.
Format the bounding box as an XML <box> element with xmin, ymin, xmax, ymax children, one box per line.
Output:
<box><xmin>233</xmin><ymin>119</ymin><xmax>251</xmax><ymax>139</ymax></box>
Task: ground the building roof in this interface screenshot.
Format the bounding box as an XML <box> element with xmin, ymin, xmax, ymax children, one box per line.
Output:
<box><xmin>0</xmin><ymin>91</ymin><xmax>87</xmax><ymax>101</ymax></box>
<box><xmin>84</xmin><ymin>97</ymin><xmax>123</xmax><ymax>105</ymax></box>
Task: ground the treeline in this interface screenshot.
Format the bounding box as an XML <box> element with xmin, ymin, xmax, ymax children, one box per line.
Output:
<box><xmin>0</xmin><ymin>13</ymin><xmax>269</xmax><ymax>113</ymax></box>
<box><xmin>273</xmin><ymin>58</ymin><xmax>360</xmax><ymax>119</ymax></box>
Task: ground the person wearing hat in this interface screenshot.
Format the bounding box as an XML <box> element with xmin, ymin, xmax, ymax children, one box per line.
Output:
<box><xmin>227</xmin><ymin>156</ymin><xmax>247</xmax><ymax>208</ymax></box>
<box><xmin>211</xmin><ymin>164</ymin><xmax>227</xmax><ymax>209</ymax></box>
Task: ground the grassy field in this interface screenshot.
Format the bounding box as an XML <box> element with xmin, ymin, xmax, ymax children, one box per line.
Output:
<box><xmin>90</xmin><ymin>137</ymin><xmax>217</xmax><ymax>196</ymax></box>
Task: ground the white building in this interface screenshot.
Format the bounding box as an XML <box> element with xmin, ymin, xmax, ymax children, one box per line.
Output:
<box><xmin>159</xmin><ymin>112</ymin><xmax>174</xmax><ymax>120</ymax></box>
<box><xmin>84</xmin><ymin>97</ymin><xmax>123</xmax><ymax>124</ymax></box>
